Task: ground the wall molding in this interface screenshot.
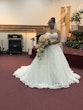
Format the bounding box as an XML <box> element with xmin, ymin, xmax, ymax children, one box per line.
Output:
<box><xmin>0</xmin><ymin>25</ymin><xmax>47</xmax><ymax>34</ymax></box>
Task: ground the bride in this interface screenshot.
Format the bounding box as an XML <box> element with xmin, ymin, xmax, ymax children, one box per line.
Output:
<box><xmin>13</xmin><ymin>17</ymin><xmax>81</xmax><ymax>89</ymax></box>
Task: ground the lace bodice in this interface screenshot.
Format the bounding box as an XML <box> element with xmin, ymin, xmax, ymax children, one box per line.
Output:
<box><xmin>45</xmin><ymin>32</ymin><xmax>58</xmax><ymax>42</ymax></box>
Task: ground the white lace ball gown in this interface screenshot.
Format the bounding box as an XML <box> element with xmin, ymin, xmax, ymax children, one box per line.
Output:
<box><xmin>13</xmin><ymin>32</ymin><xmax>81</xmax><ymax>89</ymax></box>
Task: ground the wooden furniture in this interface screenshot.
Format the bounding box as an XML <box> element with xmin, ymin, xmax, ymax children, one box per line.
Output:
<box><xmin>78</xmin><ymin>25</ymin><xmax>83</xmax><ymax>30</ymax></box>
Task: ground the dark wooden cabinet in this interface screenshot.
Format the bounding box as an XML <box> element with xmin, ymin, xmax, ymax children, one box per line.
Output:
<box><xmin>8</xmin><ymin>34</ymin><xmax>22</xmax><ymax>54</ymax></box>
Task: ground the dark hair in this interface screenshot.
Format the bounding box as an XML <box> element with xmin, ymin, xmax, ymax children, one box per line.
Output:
<box><xmin>48</xmin><ymin>17</ymin><xmax>55</xmax><ymax>24</ymax></box>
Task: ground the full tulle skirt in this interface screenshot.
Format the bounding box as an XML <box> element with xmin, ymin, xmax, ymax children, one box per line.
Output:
<box><xmin>13</xmin><ymin>44</ymin><xmax>81</xmax><ymax>89</ymax></box>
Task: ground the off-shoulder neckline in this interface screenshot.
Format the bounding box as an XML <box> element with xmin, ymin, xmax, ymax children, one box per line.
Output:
<box><xmin>46</xmin><ymin>32</ymin><xmax>57</xmax><ymax>34</ymax></box>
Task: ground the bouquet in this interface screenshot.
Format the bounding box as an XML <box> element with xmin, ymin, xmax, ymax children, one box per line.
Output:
<box><xmin>36</xmin><ymin>34</ymin><xmax>51</xmax><ymax>59</ymax></box>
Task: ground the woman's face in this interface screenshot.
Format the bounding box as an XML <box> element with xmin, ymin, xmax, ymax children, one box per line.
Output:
<box><xmin>48</xmin><ymin>22</ymin><xmax>55</xmax><ymax>29</ymax></box>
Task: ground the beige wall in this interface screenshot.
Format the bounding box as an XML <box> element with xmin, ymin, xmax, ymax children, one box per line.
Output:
<box><xmin>0</xmin><ymin>0</ymin><xmax>83</xmax><ymax>25</ymax></box>
<box><xmin>0</xmin><ymin>0</ymin><xmax>83</xmax><ymax>52</ymax></box>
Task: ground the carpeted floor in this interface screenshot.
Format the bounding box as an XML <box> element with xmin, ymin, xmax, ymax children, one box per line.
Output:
<box><xmin>0</xmin><ymin>54</ymin><xmax>83</xmax><ymax>110</ymax></box>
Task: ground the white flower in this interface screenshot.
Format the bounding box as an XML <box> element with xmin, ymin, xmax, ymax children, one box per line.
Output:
<box><xmin>36</xmin><ymin>34</ymin><xmax>50</xmax><ymax>60</ymax></box>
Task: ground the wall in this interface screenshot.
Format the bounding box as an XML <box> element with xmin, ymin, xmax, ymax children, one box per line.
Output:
<box><xmin>0</xmin><ymin>0</ymin><xmax>83</xmax><ymax>52</ymax></box>
<box><xmin>0</xmin><ymin>0</ymin><xmax>83</xmax><ymax>25</ymax></box>
<box><xmin>0</xmin><ymin>32</ymin><xmax>36</xmax><ymax>52</ymax></box>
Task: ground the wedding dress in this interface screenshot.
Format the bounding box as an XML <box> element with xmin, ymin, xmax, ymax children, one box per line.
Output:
<box><xmin>13</xmin><ymin>32</ymin><xmax>81</xmax><ymax>89</ymax></box>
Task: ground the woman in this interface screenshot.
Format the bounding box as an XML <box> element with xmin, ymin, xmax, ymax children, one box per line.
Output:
<box><xmin>13</xmin><ymin>17</ymin><xmax>80</xmax><ymax>89</ymax></box>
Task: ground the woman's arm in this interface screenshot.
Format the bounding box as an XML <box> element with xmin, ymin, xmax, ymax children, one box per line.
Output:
<box><xmin>50</xmin><ymin>30</ymin><xmax>61</xmax><ymax>45</ymax></box>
